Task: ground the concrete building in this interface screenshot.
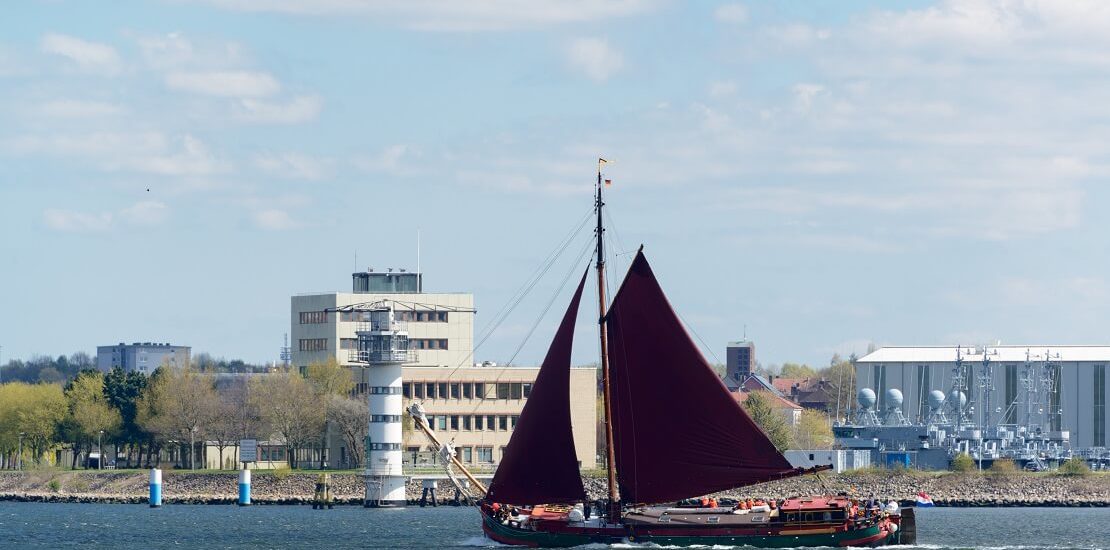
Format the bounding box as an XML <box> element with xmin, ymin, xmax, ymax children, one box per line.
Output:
<box><xmin>291</xmin><ymin>267</ymin><xmax>598</xmax><ymax>501</ymax></box>
<box><xmin>724</xmin><ymin>340</ymin><xmax>755</xmax><ymax>390</ymax></box>
<box><xmin>96</xmin><ymin>342</ymin><xmax>190</xmax><ymax>374</ymax></box>
<box><xmin>856</xmin><ymin>345</ymin><xmax>1110</xmax><ymax>449</ymax></box>
<box><xmin>784</xmin><ymin>449</ymin><xmax>871</xmax><ymax>473</ymax></box>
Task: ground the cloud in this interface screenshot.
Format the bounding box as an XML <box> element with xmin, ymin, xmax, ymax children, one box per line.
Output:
<box><xmin>165</xmin><ymin>70</ymin><xmax>281</xmax><ymax>97</ymax></box>
<box><xmin>714</xmin><ymin>3</ymin><xmax>748</xmax><ymax>24</ymax></box>
<box><xmin>191</xmin><ymin>0</ymin><xmax>658</xmax><ymax>31</ymax></box>
<box><xmin>254</xmin><ymin>152</ymin><xmax>333</xmax><ymax>180</ymax></box>
<box><xmin>40</xmin><ymin>33</ymin><xmax>122</xmax><ymax>75</ymax></box>
<box><xmin>566</xmin><ymin>37</ymin><xmax>624</xmax><ymax>81</ymax></box>
<box><xmin>38</xmin><ymin>99</ymin><xmax>124</xmax><ymax>118</ymax></box>
<box><xmin>119</xmin><ymin>201</ymin><xmax>169</xmax><ymax>225</ymax></box>
<box><xmin>43</xmin><ymin>209</ymin><xmax>113</xmax><ymax>232</ymax></box>
<box><xmin>235</xmin><ymin>95</ymin><xmax>322</xmax><ymax>124</ymax></box>
<box><xmin>708</xmin><ymin>81</ymin><xmax>738</xmax><ymax>98</ymax></box>
<box><xmin>352</xmin><ymin>144</ymin><xmax>412</xmax><ymax>174</ymax></box>
<box><xmin>8</xmin><ymin>132</ymin><xmax>225</xmax><ymax>177</ymax></box>
<box><xmin>112</xmin><ymin>135</ymin><xmax>225</xmax><ymax>176</ymax></box>
<box><xmin>253</xmin><ymin>209</ymin><xmax>299</xmax><ymax>230</ymax></box>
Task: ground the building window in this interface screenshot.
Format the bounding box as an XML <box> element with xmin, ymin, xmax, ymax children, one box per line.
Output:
<box><xmin>463</xmin><ymin>383</ymin><xmax>473</xmax><ymax>399</ymax></box>
<box><xmin>499</xmin><ymin>415</ymin><xmax>508</xmax><ymax>431</ymax></box>
<box><xmin>340</xmin><ymin>338</ymin><xmax>358</xmax><ymax>350</ymax></box>
<box><xmin>426</xmin><ymin>383</ymin><xmax>436</xmax><ymax>399</ymax></box>
<box><xmin>523</xmin><ymin>383</ymin><xmax>532</xmax><ymax>398</ymax></box>
<box><xmin>450</xmin><ymin>415</ymin><xmax>459</xmax><ymax>430</ymax></box>
<box><xmin>437</xmin><ymin>416</ymin><xmax>447</xmax><ymax>430</ymax></box>
<box><xmin>438</xmin><ymin>382</ymin><xmax>448</xmax><ymax>399</ymax></box>
<box><xmin>510</xmin><ymin>383</ymin><xmax>523</xmax><ymax>400</ymax></box>
<box><xmin>299</xmin><ymin>311</ymin><xmax>328</xmax><ymax>324</ymax></box>
<box><xmin>370</xmin><ymin>443</ymin><xmax>401</xmax><ymax>451</ymax></box>
<box><xmin>462</xmin><ymin>416</ymin><xmax>471</xmax><ymax>430</ymax></box>
<box><xmin>487</xmin><ymin>415</ymin><xmax>496</xmax><ymax>430</ymax></box>
<box><xmin>511</xmin><ymin>415</ymin><xmax>519</xmax><ymax>428</ymax></box>
<box><xmin>396</xmin><ymin>311</ymin><xmax>449</xmax><ymax>323</ymax></box>
<box><xmin>460</xmin><ymin>447</ymin><xmax>472</xmax><ymax>463</ymax></box>
<box><xmin>474</xmin><ymin>415</ymin><xmax>484</xmax><ymax>430</ymax></box>
<box><xmin>369</xmin><ymin>386</ymin><xmax>400</xmax><ymax>395</ymax></box>
<box><xmin>450</xmin><ymin>383</ymin><xmax>460</xmax><ymax>399</ymax></box>
<box><xmin>475</xmin><ymin>383</ymin><xmax>486</xmax><ymax>399</ymax></box>
<box><xmin>1095</xmin><ymin>365</ymin><xmax>1106</xmax><ymax>447</ymax></box>
<box><xmin>371</xmin><ymin>415</ymin><xmax>402</xmax><ymax>423</ymax></box>
<box><xmin>414</xmin><ymin>383</ymin><xmax>424</xmax><ymax>399</ymax></box>
<box><xmin>299</xmin><ymin>338</ymin><xmax>328</xmax><ymax>351</ymax></box>
<box><xmin>477</xmin><ymin>447</ymin><xmax>493</xmax><ymax>463</ymax></box>
<box><xmin>409</xmin><ymin>338</ymin><xmax>449</xmax><ymax>350</ymax></box>
<box><xmin>497</xmin><ymin>383</ymin><xmax>510</xmax><ymax>399</ymax></box>
<box><xmin>403</xmin><ymin>384</ymin><xmax>411</xmax><ymax>398</ymax></box>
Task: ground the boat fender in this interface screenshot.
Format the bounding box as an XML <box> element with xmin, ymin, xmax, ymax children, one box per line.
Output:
<box><xmin>888</xmin><ymin>522</ymin><xmax>898</xmax><ymax>533</ymax></box>
<box><xmin>568</xmin><ymin>508</ymin><xmax>585</xmax><ymax>522</ymax></box>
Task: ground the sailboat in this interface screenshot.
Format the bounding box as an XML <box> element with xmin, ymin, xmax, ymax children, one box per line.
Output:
<box><xmin>468</xmin><ymin>164</ymin><xmax>914</xmax><ymax>547</ymax></box>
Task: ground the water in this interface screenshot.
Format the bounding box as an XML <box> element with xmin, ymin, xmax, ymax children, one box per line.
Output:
<box><xmin>0</xmin><ymin>504</ymin><xmax>1106</xmax><ymax>549</ymax></box>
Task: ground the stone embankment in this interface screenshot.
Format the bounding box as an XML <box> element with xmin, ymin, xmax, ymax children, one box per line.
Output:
<box><xmin>2</xmin><ymin>470</ymin><xmax>1108</xmax><ymax>506</ymax></box>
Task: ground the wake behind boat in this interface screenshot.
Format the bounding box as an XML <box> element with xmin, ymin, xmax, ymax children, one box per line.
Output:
<box><xmin>413</xmin><ymin>161</ymin><xmax>917</xmax><ymax>547</ymax></box>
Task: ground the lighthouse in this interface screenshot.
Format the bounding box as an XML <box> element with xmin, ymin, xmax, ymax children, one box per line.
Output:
<box><xmin>356</xmin><ymin>307</ymin><xmax>410</xmax><ymax>507</ymax></box>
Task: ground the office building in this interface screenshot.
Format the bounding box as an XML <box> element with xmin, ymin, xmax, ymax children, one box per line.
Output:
<box><xmin>724</xmin><ymin>340</ymin><xmax>755</xmax><ymax>390</ymax></box>
<box><xmin>96</xmin><ymin>342</ymin><xmax>190</xmax><ymax>374</ymax></box>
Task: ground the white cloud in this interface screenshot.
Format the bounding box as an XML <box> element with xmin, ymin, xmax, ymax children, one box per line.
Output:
<box><xmin>40</xmin><ymin>33</ymin><xmax>121</xmax><ymax>75</ymax></box>
<box><xmin>38</xmin><ymin>99</ymin><xmax>124</xmax><ymax>118</ymax></box>
<box><xmin>714</xmin><ymin>3</ymin><xmax>748</xmax><ymax>24</ymax></box>
<box><xmin>113</xmin><ymin>135</ymin><xmax>225</xmax><ymax>176</ymax></box>
<box><xmin>43</xmin><ymin>209</ymin><xmax>113</xmax><ymax>232</ymax></box>
<box><xmin>235</xmin><ymin>95</ymin><xmax>322</xmax><ymax>124</ymax></box>
<box><xmin>352</xmin><ymin>144</ymin><xmax>412</xmax><ymax>174</ymax></box>
<box><xmin>566</xmin><ymin>37</ymin><xmax>624</xmax><ymax>82</ymax></box>
<box><xmin>254</xmin><ymin>152</ymin><xmax>333</xmax><ymax>180</ymax></box>
<box><xmin>708</xmin><ymin>81</ymin><xmax>738</xmax><ymax>98</ymax></box>
<box><xmin>192</xmin><ymin>0</ymin><xmax>658</xmax><ymax>31</ymax></box>
<box><xmin>165</xmin><ymin>71</ymin><xmax>281</xmax><ymax>97</ymax></box>
<box><xmin>8</xmin><ymin>132</ymin><xmax>225</xmax><ymax>177</ymax></box>
<box><xmin>253</xmin><ymin>209</ymin><xmax>298</xmax><ymax>230</ymax></box>
<box><xmin>119</xmin><ymin>201</ymin><xmax>169</xmax><ymax>225</ymax></box>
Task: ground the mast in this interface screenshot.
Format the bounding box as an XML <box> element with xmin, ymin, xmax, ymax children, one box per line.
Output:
<box><xmin>595</xmin><ymin>159</ymin><xmax>621</xmax><ymax>522</ymax></box>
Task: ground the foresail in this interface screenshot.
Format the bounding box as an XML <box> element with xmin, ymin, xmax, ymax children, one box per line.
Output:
<box><xmin>485</xmin><ymin>269</ymin><xmax>589</xmax><ymax>505</ymax></box>
<box><xmin>606</xmin><ymin>250</ymin><xmax>801</xmax><ymax>504</ymax></box>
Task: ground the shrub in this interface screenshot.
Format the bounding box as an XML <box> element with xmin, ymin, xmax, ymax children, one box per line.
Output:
<box><xmin>47</xmin><ymin>478</ymin><xmax>61</xmax><ymax>492</ymax></box>
<box><xmin>271</xmin><ymin>467</ymin><xmax>292</xmax><ymax>480</ymax></box>
<box><xmin>1058</xmin><ymin>457</ymin><xmax>1090</xmax><ymax>476</ymax></box>
<box><xmin>989</xmin><ymin>459</ymin><xmax>1017</xmax><ymax>475</ymax></box>
<box><xmin>951</xmin><ymin>453</ymin><xmax>975</xmax><ymax>472</ymax></box>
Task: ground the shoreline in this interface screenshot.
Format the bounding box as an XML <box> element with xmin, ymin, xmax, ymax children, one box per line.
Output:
<box><xmin>2</xmin><ymin>470</ymin><xmax>1108</xmax><ymax>507</ymax></box>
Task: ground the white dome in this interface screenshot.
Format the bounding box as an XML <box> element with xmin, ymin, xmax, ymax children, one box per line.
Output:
<box><xmin>928</xmin><ymin>390</ymin><xmax>947</xmax><ymax>410</ymax></box>
<box><xmin>948</xmin><ymin>390</ymin><xmax>967</xmax><ymax>410</ymax></box>
<box><xmin>857</xmin><ymin>388</ymin><xmax>877</xmax><ymax>409</ymax></box>
<box><xmin>885</xmin><ymin>388</ymin><xmax>904</xmax><ymax>407</ymax></box>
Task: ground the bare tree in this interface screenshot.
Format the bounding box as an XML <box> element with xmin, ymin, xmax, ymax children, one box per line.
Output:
<box><xmin>305</xmin><ymin>358</ymin><xmax>354</xmax><ymax>468</ymax></box>
<box><xmin>137</xmin><ymin>367</ymin><xmax>218</xmax><ymax>469</ymax></box>
<box><xmin>328</xmin><ymin>395</ymin><xmax>367</xmax><ymax>469</ymax></box>
<box><xmin>248</xmin><ymin>371</ymin><xmax>323</xmax><ymax>469</ymax></box>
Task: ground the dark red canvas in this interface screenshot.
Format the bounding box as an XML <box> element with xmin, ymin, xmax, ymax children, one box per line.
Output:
<box><xmin>606</xmin><ymin>250</ymin><xmax>800</xmax><ymax>504</ymax></box>
<box><xmin>485</xmin><ymin>269</ymin><xmax>589</xmax><ymax>505</ymax></box>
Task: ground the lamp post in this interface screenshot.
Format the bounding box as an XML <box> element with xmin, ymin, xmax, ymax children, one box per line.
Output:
<box><xmin>17</xmin><ymin>432</ymin><xmax>25</xmax><ymax>471</ymax></box>
<box><xmin>98</xmin><ymin>430</ymin><xmax>105</xmax><ymax>470</ymax></box>
<box><xmin>190</xmin><ymin>426</ymin><xmax>197</xmax><ymax>471</ymax></box>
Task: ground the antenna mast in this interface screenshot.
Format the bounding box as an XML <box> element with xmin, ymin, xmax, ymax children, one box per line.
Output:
<box><xmin>595</xmin><ymin>158</ymin><xmax>620</xmax><ymax>522</ymax></box>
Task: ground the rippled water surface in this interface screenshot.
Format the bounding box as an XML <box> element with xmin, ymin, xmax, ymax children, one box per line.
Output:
<box><xmin>0</xmin><ymin>504</ymin><xmax>1107</xmax><ymax>549</ymax></box>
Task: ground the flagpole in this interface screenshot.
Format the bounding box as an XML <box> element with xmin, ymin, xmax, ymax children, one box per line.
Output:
<box><xmin>595</xmin><ymin>157</ymin><xmax>620</xmax><ymax>523</ymax></box>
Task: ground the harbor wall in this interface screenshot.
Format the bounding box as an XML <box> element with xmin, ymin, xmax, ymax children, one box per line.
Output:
<box><xmin>1</xmin><ymin>470</ymin><xmax>1108</xmax><ymax>506</ymax></box>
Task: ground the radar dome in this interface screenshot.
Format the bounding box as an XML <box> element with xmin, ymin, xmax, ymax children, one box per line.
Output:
<box><xmin>885</xmin><ymin>388</ymin><xmax>904</xmax><ymax>407</ymax></box>
<box><xmin>928</xmin><ymin>390</ymin><xmax>947</xmax><ymax>410</ymax></box>
<box><xmin>857</xmin><ymin>388</ymin><xmax>877</xmax><ymax>410</ymax></box>
<box><xmin>948</xmin><ymin>390</ymin><xmax>967</xmax><ymax>410</ymax></box>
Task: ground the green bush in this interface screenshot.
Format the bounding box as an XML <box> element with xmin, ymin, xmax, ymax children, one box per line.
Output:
<box><xmin>271</xmin><ymin>467</ymin><xmax>292</xmax><ymax>480</ymax></box>
<box><xmin>1058</xmin><ymin>457</ymin><xmax>1090</xmax><ymax>476</ymax></box>
<box><xmin>989</xmin><ymin>459</ymin><xmax>1017</xmax><ymax>475</ymax></box>
<box><xmin>47</xmin><ymin>478</ymin><xmax>61</xmax><ymax>492</ymax></box>
<box><xmin>951</xmin><ymin>453</ymin><xmax>975</xmax><ymax>472</ymax></box>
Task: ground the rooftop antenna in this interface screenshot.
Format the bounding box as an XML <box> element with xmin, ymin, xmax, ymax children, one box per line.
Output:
<box><xmin>280</xmin><ymin>333</ymin><xmax>291</xmax><ymax>367</ymax></box>
<box><xmin>417</xmin><ymin>229</ymin><xmax>421</xmax><ymax>275</ymax></box>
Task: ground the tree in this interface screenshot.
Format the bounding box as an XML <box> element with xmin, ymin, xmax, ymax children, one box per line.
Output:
<box><xmin>1058</xmin><ymin>457</ymin><xmax>1090</xmax><ymax>476</ymax></box>
<box><xmin>13</xmin><ymin>383</ymin><xmax>67</xmax><ymax>465</ymax></box>
<box><xmin>103</xmin><ymin>368</ymin><xmax>149</xmax><ymax>468</ymax></box>
<box><xmin>137</xmin><ymin>367</ymin><xmax>218</xmax><ymax>469</ymax></box>
<box><xmin>794</xmin><ymin>409</ymin><xmax>834</xmax><ymax>449</ymax></box>
<box><xmin>305</xmin><ymin>358</ymin><xmax>354</xmax><ymax>468</ymax></box>
<box><xmin>249</xmin><ymin>371</ymin><xmax>323</xmax><ymax>469</ymax></box>
<box><xmin>780</xmin><ymin>363</ymin><xmax>817</xmax><ymax>378</ymax></box>
<box><xmin>951</xmin><ymin>452</ymin><xmax>975</xmax><ymax>472</ymax></box>
<box><xmin>818</xmin><ymin>356</ymin><xmax>857</xmax><ymax>423</ymax></box>
<box><xmin>64</xmin><ymin>371</ymin><xmax>121</xmax><ymax>468</ymax></box>
<box><xmin>741</xmin><ymin>391</ymin><xmax>793</xmax><ymax>452</ymax></box>
<box><xmin>328</xmin><ymin>395</ymin><xmax>368</xmax><ymax>469</ymax></box>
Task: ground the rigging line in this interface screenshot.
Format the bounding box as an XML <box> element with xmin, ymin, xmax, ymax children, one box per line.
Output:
<box><xmin>676</xmin><ymin>308</ymin><xmax>724</xmax><ymax>366</ymax></box>
<box><xmin>442</xmin><ymin>208</ymin><xmax>594</xmax><ymax>381</ymax></box>
<box><xmin>502</xmin><ymin>232</ymin><xmax>596</xmax><ymax>367</ymax></box>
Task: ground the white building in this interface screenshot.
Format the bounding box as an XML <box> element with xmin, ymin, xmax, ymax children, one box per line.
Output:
<box><xmin>784</xmin><ymin>449</ymin><xmax>871</xmax><ymax>473</ymax></box>
<box><xmin>96</xmin><ymin>342</ymin><xmax>190</xmax><ymax>374</ymax></box>
<box><xmin>856</xmin><ymin>345</ymin><xmax>1109</xmax><ymax>449</ymax></box>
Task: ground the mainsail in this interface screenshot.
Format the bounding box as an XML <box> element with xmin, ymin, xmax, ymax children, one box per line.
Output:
<box><xmin>606</xmin><ymin>250</ymin><xmax>802</xmax><ymax>504</ymax></box>
<box><xmin>485</xmin><ymin>270</ymin><xmax>589</xmax><ymax>505</ymax></box>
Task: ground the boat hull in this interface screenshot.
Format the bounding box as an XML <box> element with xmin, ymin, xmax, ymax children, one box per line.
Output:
<box><xmin>481</xmin><ymin>509</ymin><xmax>901</xmax><ymax>548</ymax></box>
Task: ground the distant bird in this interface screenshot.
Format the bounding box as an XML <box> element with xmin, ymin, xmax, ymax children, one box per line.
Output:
<box><xmin>146</xmin><ymin>188</ymin><xmax>150</xmax><ymax>192</ymax></box>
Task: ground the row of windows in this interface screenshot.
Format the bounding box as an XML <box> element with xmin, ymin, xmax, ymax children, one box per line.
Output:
<box><xmin>425</xmin><ymin>414</ymin><xmax>519</xmax><ymax>432</ymax></box>
<box><xmin>404</xmin><ymin>381</ymin><xmax>532</xmax><ymax>401</ymax></box>
<box><xmin>411</xmin><ymin>339</ymin><xmax>448</xmax><ymax>350</ymax></box>
<box><xmin>369</xmin><ymin>386</ymin><xmax>401</xmax><ymax>395</ymax></box>
<box><xmin>370</xmin><ymin>443</ymin><xmax>401</xmax><ymax>451</ymax></box>
<box><xmin>395</xmin><ymin>311</ymin><xmax>449</xmax><ymax>323</ymax></box>
<box><xmin>406</xmin><ymin>445</ymin><xmax>502</xmax><ymax>464</ymax></box>
<box><xmin>299</xmin><ymin>338</ymin><xmax>327</xmax><ymax>351</ymax></box>
<box><xmin>370</xmin><ymin>415</ymin><xmax>402</xmax><ymax>423</ymax></box>
<box><xmin>300</xmin><ymin>311</ymin><xmax>328</xmax><ymax>324</ymax></box>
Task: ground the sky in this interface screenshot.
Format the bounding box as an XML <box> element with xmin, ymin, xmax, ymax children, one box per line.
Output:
<box><xmin>3</xmin><ymin>0</ymin><xmax>1110</xmax><ymax>370</ymax></box>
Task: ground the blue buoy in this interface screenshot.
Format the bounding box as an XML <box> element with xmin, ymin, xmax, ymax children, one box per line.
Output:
<box><xmin>238</xmin><ymin>469</ymin><xmax>251</xmax><ymax>506</ymax></box>
<box><xmin>149</xmin><ymin>468</ymin><xmax>162</xmax><ymax>507</ymax></box>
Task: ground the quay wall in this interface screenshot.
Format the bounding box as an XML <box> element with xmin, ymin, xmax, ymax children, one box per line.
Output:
<box><xmin>1</xmin><ymin>470</ymin><xmax>1108</xmax><ymax>507</ymax></box>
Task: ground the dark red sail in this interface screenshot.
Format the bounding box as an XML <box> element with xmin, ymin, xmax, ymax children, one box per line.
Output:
<box><xmin>486</xmin><ymin>270</ymin><xmax>589</xmax><ymax>505</ymax></box>
<box><xmin>606</xmin><ymin>250</ymin><xmax>801</xmax><ymax>504</ymax></box>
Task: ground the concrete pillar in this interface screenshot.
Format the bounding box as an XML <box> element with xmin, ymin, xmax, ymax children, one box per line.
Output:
<box><xmin>149</xmin><ymin>468</ymin><xmax>162</xmax><ymax>507</ymax></box>
<box><xmin>238</xmin><ymin>469</ymin><xmax>251</xmax><ymax>506</ymax></box>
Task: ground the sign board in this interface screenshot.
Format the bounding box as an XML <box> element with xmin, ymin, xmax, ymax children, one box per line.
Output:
<box><xmin>240</xmin><ymin>439</ymin><xmax>258</xmax><ymax>463</ymax></box>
